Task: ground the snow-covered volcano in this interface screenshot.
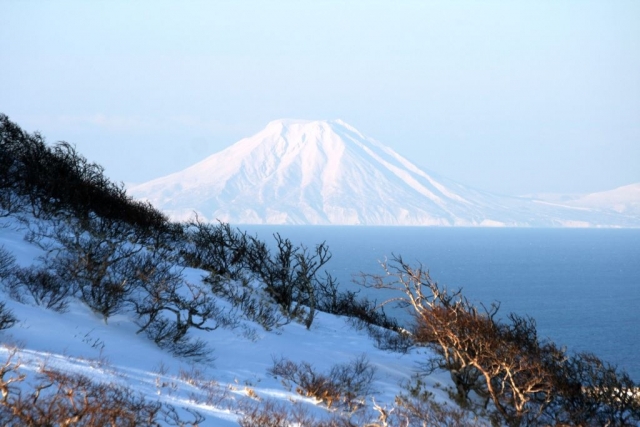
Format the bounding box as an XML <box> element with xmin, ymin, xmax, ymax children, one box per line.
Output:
<box><xmin>130</xmin><ymin>119</ymin><xmax>640</xmax><ymax>227</ymax></box>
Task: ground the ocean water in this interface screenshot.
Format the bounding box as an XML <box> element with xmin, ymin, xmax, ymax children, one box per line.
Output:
<box><xmin>242</xmin><ymin>226</ymin><xmax>640</xmax><ymax>381</ymax></box>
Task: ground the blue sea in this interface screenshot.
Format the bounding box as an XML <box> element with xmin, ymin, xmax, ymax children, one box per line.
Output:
<box><xmin>242</xmin><ymin>226</ymin><xmax>640</xmax><ymax>381</ymax></box>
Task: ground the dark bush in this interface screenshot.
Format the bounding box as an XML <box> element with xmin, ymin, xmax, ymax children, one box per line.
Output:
<box><xmin>316</xmin><ymin>270</ymin><xmax>413</xmax><ymax>352</ymax></box>
<box><xmin>0</xmin><ymin>302</ymin><xmax>17</xmax><ymax>331</ymax></box>
<box><xmin>353</xmin><ymin>320</ymin><xmax>413</xmax><ymax>353</ymax></box>
<box><xmin>551</xmin><ymin>351</ymin><xmax>640</xmax><ymax>426</ymax></box>
<box><xmin>269</xmin><ymin>354</ymin><xmax>375</xmax><ymax>411</ymax></box>
<box><xmin>246</xmin><ymin>233</ymin><xmax>334</xmax><ymax>328</ymax></box>
<box><xmin>0</xmin><ymin>113</ymin><xmax>170</xmax><ymax>233</ymax></box>
<box><xmin>130</xmin><ymin>254</ymin><xmax>232</xmax><ymax>360</ymax></box>
<box><xmin>320</xmin><ymin>284</ymin><xmax>410</xmax><ymax>352</ymax></box>
<box><xmin>206</xmin><ymin>275</ymin><xmax>286</xmax><ymax>331</ymax></box>
<box><xmin>0</xmin><ymin>246</ymin><xmax>15</xmax><ymax>281</ymax></box>
<box><xmin>27</xmin><ymin>214</ymin><xmax>148</xmax><ymax>321</ymax></box>
<box><xmin>10</xmin><ymin>265</ymin><xmax>71</xmax><ymax>312</ymax></box>
<box><xmin>184</xmin><ymin>218</ymin><xmax>338</xmax><ymax>329</ymax></box>
<box><xmin>181</xmin><ymin>218</ymin><xmax>250</xmax><ymax>279</ymax></box>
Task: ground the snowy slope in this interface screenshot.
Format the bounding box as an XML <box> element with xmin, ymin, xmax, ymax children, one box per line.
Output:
<box><xmin>531</xmin><ymin>183</ymin><xmax>640</xmax><ymax>217</ymax></box>
<box><xmin>0</xmin><ymin>216</ymin><xmax>461</xmax><ymax>426</ymax></box>
<box><xmin>130</xmin><ymin>119</ymin><xmax>640</xmax><ymax>227</ymax></box>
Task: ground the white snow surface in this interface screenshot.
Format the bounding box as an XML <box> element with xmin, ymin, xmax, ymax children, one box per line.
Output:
<box><xmin>129</xmin><ymin>119</ymin><xmax>640</xmax><ymax>227</ymax></box>
<box><xmin>531</xmin><ymin>183</ymin><xmax>640</xmax><ymax>217</ymax></box>
<box><xmin>0</xmin><ymin>216</ymin><xmax>456</xmax><ymax>426</ymax></box>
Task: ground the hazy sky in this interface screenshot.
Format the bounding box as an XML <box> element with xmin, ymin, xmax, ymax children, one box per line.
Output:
<box><xmin>2</xmin><ymin>1</ymin><xmax>639</xmax><ymax>195</ymax></box>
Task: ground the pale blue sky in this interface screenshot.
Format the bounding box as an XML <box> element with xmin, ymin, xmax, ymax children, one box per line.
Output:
<box><xmin>1</xmin><ymin>1</ymin><xmax>639</xmax><ymax>195</ymax></box>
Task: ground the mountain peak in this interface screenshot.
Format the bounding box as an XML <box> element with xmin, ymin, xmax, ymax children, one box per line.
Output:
<box><xmin>266</xmin><ymin>118</ymin><xmax>343</xmax><ymax>127</ymax></box>
<box><xmin>264</xmin><ymin>118</ymin><xmax>357</xmax><ymax>135</ymax></box>
<box><xmin>256</xmin><ymin>119</ymin><xmax>370</xmax><ymax>156</ymax></box>
<box><xmin>129</xmin><ymin>120</ymin><xmax>640</xmax><ymax>227</ymax></box>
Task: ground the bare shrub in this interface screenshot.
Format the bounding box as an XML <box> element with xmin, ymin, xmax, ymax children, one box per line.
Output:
<box><xmin>553</xmin><ymin>351</ymin><xmax>640</xmax><ymax>426</ymax></box>
<box><xmin>181</xmin><ymin>217</ymin><xmax>251</xmax><ymax>279</ymax></box>
<box><xmin>329</xmin><ymin>355</ymin><xmax>377</xmax><ymax>409</ymax></box>
<box><xmin>246</xmin><ymin>233</ymin><xmax>334</xmax><ymax>329</ymax></box>
<box><xmin>162</xmin><ymin>405</ymin><xmax>206</xmax><ymax>427</ymax></box>
<box><xmin>146</xmin><ymin>318</ymin><xmax>213</xmax><ymax>360</ymax></box>
<box><xmin>316</xmin><ymin>280</ymin><xmax>412</xmax><ymax>353</ymax></box>
<box><xmin>359</xmin><ymin>255</ymin><xmax>640</xmax><ymax>426</ymax></box>
<box><xmin>238</xmin><ymin>399</ymin><xmax>359</xmax><ymax>427</ymax></box>
<box><xmin>269</xmin><ymin>354</ymin><xmax>376</xmax><ymax>411</ymax></box>
<box><xmin>392</xmin><ymin>394</ymin><xmax>487</xmax><ymax>427</ymax></box>
<box><xmin>0</xmin><ymin>353</ymin><xmax>160</xmax><ymax>426</ymax></box>
<box><xmin>0</xmin><ymin>350</ymin><xmax>25</xmax><ymax>408</ymax></box>
<box><xmin>0</xmin><ymin>246</ymin><xmax>15</xmax><ymax>281</ymax></box>
<box><xmin>0</xmin><ymin>189</ymin><xmax>27</xmax><ymax>219</ymax></box>
<box><xmin>131</xmin><ymin>257</ymin><xmax>230</xmax><ymax>360</ymax></box>
<box><xmin>237</xmin><ymin>399</ymin><xmax>293</xmax><ymax>427</ymax></box>
<box><xmin>182</xmin><ymin>217</ymin><xmax>338</xmax><ymax>330</ymax></box>
<box><xmin>0</xmin><ymin>302</ymin><xmax>17</xmax><ymax>331</ymax></box>
<box><xmin>363</xmin><ymin>323</ymin><xmax>413</xmax><ymax>353</ymax></box>
<box><xmin>0</xmin><ymin>351</ymin><xmax>206</xmax><ymax>426</ymax></box>
<box><xmin>345</xmin><ymin>299</ymin><xmax>412</xmax><ymax>354</ymax></box>
<box><xmin>0</xmin><ymin>115</ymin><xmax>37</xmax><ymax>217</ymax></box>
<box><xmin>177</xmin><ymin>365</ymin><xmax>228</xmax><ymax>405</ymax></box>
<box><xmin>10</xmin><ymin>265</ymin><xmax>71</xmax><ymax>312</ymax></box>
<box><xmin>376</xmin><ymin>374</ymin><xmax>488</xmax><ymax>427</ymax></box>
<box><xmin>207</xmin><ymin>275</ymin><xmax>286</xmax><ymax>330</ymax></box>
<box><xmin>361</xmin><ymin>257</ymin><xmax>553</xmax><ymax>423</ymax></box>
<box><xmin>27</xmin><ymin>214</ymin><xmax>146</xmax><ymax>321</ymax></box>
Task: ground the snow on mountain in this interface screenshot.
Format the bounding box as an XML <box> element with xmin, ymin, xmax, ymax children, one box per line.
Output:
<box><xmin>530</xmin><ymin>183</ymin><xmax>640</xmax><ymax>218</ymax></box>
<box><xmin>130</xmin><ymin>119</ymin><xmax>640</xmax><ymax>227</ymax></box>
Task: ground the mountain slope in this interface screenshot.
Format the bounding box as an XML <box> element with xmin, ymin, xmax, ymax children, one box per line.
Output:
<box><xmin>0</xmin><ymin>214</ymin><xmax>460</xmax><ymax>426</ymax></box>
<box><xmin>130</xmin><ymin>119</ymin><xmax>640</xmax><ymax>227</ymax></box>
<box><xmin>532</xmin><ymin>184</ymin><xmax>640</xmax><ymax>218</ymax></box>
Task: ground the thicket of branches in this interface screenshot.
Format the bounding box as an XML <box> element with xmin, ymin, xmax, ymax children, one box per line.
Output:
<box><xmin>182</xmin><ymin>216</ymin><xmax>392</xmax><ymax>331</ymax></box>
<box><xmin>0</xmin><ymin>113</ymin><xmax>169</xmax><ymax>233</ymax></box>
<box><xmin>358</xmin><ymin>256</ymin><xmax>640</xmax><ymax>426</ymax></box>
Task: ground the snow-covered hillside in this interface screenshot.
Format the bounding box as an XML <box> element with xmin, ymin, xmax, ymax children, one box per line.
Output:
<box><xmin>0</xmin><ymin>215</ymin><xmax>464</xmax><ymax>426</ymax></box>
<box><xmin>130</xmin><ymin>119</ymin><xmax>640</xmax><ymax>227</ymax></box>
